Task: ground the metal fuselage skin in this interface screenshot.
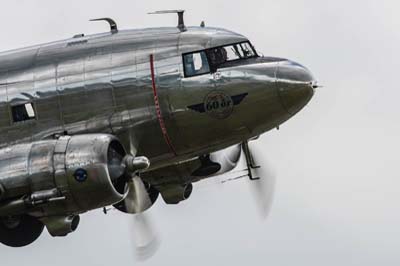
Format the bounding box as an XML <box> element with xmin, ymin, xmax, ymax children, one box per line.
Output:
<box><xmin>0</xmin><ymin>26</ymin><xmax>314</xmax><ymax>171</ymax></box>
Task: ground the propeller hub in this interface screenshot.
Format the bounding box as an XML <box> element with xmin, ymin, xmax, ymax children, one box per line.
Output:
<box><xmin>123</xmin><ymin>155</ymin><xmax>150</xmax><ymax>174</ymax></box>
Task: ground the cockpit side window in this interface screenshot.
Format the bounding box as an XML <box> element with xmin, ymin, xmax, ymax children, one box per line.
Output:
<box><xmin>11</xmin><ymin>103</ymin><xmax>36</xmax><ymax>123</ymax></box>
<box><xmin>183</xmin><ymin>51</ymin><xmax>210</xmax><ymax>77</ymax></box>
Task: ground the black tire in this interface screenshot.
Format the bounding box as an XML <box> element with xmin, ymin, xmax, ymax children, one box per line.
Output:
<box><xmin>0</xmin><ymin>215</ymin><xmax>44</xmax><ymax>247</ymax></box>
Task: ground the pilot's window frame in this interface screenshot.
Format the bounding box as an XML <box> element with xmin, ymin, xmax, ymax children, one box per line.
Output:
<box><xmin>206</xmin><ymin>41</ymin><xmax>258</xmax><ymax>72</ymax></box>
<box><xmin>239</xmin><ymin>42</ymin><xmax>257</xmax><ymax>58</ymax></box>
<box><xmin>182</xmin><ymin>41</ymin><xmax>258</xmax><ymax>78</ymax></box>
<box><xmin>10</xmin><ymin>102</ymin><xmax>37</xmax><ymax>124</ymax></box>
<box><xmin>182</xmin><ymin>50</ymin><xmax>211</xmax><ymax>78</ymax></box>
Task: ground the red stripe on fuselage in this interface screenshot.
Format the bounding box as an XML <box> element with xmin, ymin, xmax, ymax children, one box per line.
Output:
<box><xmin>149</xmin><ymin>54</ymin><xmax>178</xmax><ymax>156</ymax></box>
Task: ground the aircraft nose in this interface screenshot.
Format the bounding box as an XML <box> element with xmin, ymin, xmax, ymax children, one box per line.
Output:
<box><xmin>276</xmin><ymin>60</ymin><xmax>316</xmax><ymax>115</ymax></box>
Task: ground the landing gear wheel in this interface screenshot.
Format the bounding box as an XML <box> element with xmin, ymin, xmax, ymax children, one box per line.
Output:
<box><xmin>0</xmin><ymin>215</ymin><xmax>44</xmax><ymax>247</ymax></box>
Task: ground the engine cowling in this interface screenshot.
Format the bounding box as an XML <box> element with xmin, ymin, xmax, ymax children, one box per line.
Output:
<box><xmin>0</xmin><ymin>134</ymin><xmax>127</xmax><ymax>216</ymax></box>
<box><xmin>61</xmin><ymin>134</ymin><xmax>127</xmax><ymax>211</ymax></box>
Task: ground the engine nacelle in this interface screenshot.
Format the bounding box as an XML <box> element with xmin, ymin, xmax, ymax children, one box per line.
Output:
<box><xmin>209</xmin><ymin>144</ymin><xmax>242</xmax><ymax>175</ymax></box>
<box><xmin>0</xmin><ymin>134</ymin><xmax>127</xmax><ymax>216</ymax></box>
<box><xmin>192</xmin><ymin>144</ymin><xmax>242</xmax><ymax>178</ymax></box>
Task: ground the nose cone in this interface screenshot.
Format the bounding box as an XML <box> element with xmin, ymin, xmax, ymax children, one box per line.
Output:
<box><xmin>276</xmin><ymin>60</ymin><xmax>315</xmax><ymax>115</ymax></box>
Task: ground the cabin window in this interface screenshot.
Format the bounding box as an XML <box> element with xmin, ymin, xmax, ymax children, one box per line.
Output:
<box><xmin>183</xmin><ymin>51</ymin><xmax>210</xmax><ymax>77</ymax></box>
<box><xmin>11</xmin><ymin>103</ymin><xmax>36</xmax><ymax>123</ymax></box>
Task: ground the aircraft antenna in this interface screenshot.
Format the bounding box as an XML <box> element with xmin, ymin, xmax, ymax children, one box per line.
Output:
<box><xmin>90</xmin><ymin>18</ymin><xmax>118</xmax><ymax>34</ymax></box>
<box><xmin>148</xmin><ymin>10</ymin><xmax>187</xmax><ymax>32</ymax></box>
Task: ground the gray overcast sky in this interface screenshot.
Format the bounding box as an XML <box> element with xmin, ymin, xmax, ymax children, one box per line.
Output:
<box><xmin>1</xmin><ymin>0</ymin><xmax>400</xmax><ymax>265</ymax></box>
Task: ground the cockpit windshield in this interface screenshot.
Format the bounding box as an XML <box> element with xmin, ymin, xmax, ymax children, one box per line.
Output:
<box><xmin>207</xmin><ymin>42</ymin><xmax>257</xmax><ymax>66</ymax></box>
<box><xmin>183</xmin><ymin>41</ymin><xmax>258</xmax><ymax>78</ymax></box>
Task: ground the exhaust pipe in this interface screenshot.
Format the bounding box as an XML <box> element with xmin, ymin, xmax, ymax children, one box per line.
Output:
<box><xmin>160</xmin><ymin>183</ymin><xmax>193</xmax><ymax>204</ymax></box>
<box><xmin>40</xmin><ymin>215</ymin><xmax>80</xmax><ymax>237</ymax></box>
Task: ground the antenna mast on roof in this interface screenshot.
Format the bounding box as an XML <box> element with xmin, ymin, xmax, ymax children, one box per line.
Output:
<box><xmin>148</xmin><ymin>10</ymin><xmax>187</xmax><ymax>32</ymax></box>
<box><xmin>90</xmin><ymin>18</ymin><xmax>118</xmax><ymax>34</ymax></box>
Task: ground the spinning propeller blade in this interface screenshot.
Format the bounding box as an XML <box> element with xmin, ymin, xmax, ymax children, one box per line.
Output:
<box><xmin>115</xmin><ymin>137</ymin><xmax>274</xmax><ymax>260</ymax></box>
<box><xmin>131</xmin><ymin>212</ymin><xmax>161</xmax><ymax>261</ymax></box>
<box><xmin>123</xmin><ymin>176</ymin><xmax>153</xmax><ymax>214</ymax></box>
<box><xmin>198</xmin><ymin>140</ymin><xmax>276</xmax><ymax>219</ymax></box>
<box><xmin>122</xmin><ymin>176</ymin><xmax>161</xmax><ymax>261</ymax></box>
<box><xmin>245</xmin><ymin>140</ymin><xmax>277</xmax><ymax>219</ymax></box>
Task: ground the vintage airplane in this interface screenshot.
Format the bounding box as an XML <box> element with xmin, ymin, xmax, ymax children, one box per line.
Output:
<box><xmin>0</xmin><ymin>10</ymin><xmax>316</xmax><ymax>253</ymax></box>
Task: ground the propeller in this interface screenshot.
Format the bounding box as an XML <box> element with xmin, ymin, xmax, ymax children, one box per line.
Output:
<box><xmin>130</xmin><ymin>212</ymin><xmax>161</xmax><ymax>261</ymax></box>
<box><xmin>244</xmin><ymin>140</ymin><xmax>276</xmax><ymax>219</ymax></box>
<box><xmin>197</xmin><ymin>140</ymin><xmax>276</xmax><ymax>219</ymax></box>
<box><xmin>114</xmin><ymin>174</ymin><xmax>161</xmax><ymax>261</ymax></box>
<box><xmin>123</xmin><ymin>176</ymin><xmax>154</xmax><ymax>213</ymax></box>
<box><xmin>111</xmin><ymin>136</ymin><xmax>274</xmax><ymax>260</ymax></box>
<box><xmin>111</xmin><ymin>134</ymin><xmax>161</xmax><ymax>261</ymax></box>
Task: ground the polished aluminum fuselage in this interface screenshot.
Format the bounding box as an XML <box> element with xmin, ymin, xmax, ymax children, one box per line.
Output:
<box><xmin>0</xmin><ymin>26</ymin><xmax>312</xmax><ymax>172</ymax></box>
